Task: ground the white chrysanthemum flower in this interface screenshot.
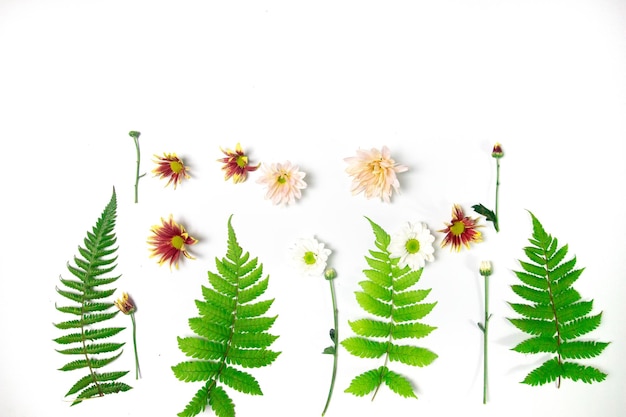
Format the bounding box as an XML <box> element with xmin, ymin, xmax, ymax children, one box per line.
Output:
<box><xmin>388</xmin><ymin>222</ymin><xmax>435</xmax><ymax>269</ymax></box>
<box><xmin>290</xmin><ymin>236</ymin><xmax>332</xmax><ymax>276</ymax></box>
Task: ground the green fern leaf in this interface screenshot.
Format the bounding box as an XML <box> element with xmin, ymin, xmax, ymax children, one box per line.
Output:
<box><xmin>342</xmin><ymin>337</ymin><xmax>388</xmax><ymax>358</ymax></box>
<box><xmin>392</xmin><ymin>269</ymin><xmax>423</xmax><ymax>292</ymax></box>
<box><xmin>560</xmin><ymin>314</ymin><xmax>602</xmax><ymax>340</ymax></box>
<box><xmin>383</xmin><ymin>369</ymin><xmax>417</xmax><ymax>398</ymax></box>
<box><xmin>344</xmin><ymin>367</ymin><xmax>383</xmax><ymax>397</ymax></box>
<box><xmin>521</xmin><ymin>357</ymin><xmax>562</xmax><ymax>386</ymax></box>
<box><xmin>172</xmin><ymin>215</ymin><xmax>280</xmax><ymax>417</ymax></box>
<box><xmin>393</xmin><ymin>289</ymin><xmax>431</xmax><ymax>307</ymax></box>
<box><xmin>56</xmin><ymin>342</ymin><xmax>125</xmax><ymax>355</ymax></box>
<box><xmin>392</xmin><ymin>302</ymin><xmax>437</xmax><ymax>322</ymax></box>
<box><xmin>72</xmin><ymin>381</ymin><xmax>132</xmax><ymax>406</ymax></box>
<box><xmin>178</xmin><ymin>385</ymin><xmax>209</xmax><ymax>417</ymax></box>
<box><xmin>388</xmin><ymin>344</ymin><xmax>438</xmax><ymax>366</ymax></box>
<box><xmin>177</xmin><ymin>337</ymin><xmax>227</xmax><ymax>360</ymax></box>
<box><xmin>363</xmin><ymin>269</ymin><xmax>393</xmax><ymax>287</ymax></box>
<box><xmin>172</xmin><ymin>361</ymin><xmax>221</xmax><ymax>382</ymax></box>
<box><xmin>391</xmin><ymin>322</ymin><xmax>436</xmax><ymax>340</ymax></box>
<box><xmin>207</xmin><ymin>386</ymin><xmax>235</xmax><ymax>417</ymax></box>
<box><xmin>560</xmin><ymin>341</ymin><xmax>609</xmax><ymax>359</ymax></box>
<box><xmin>65</xmin><ymin>371</ymin><xmax>128</xmax><ymax>396</ymax></box>
<box><xmin>343</xmin><ymin>217</ymin><xmax>437</xmax><ymax>400</ymax></box>
<box><xmin>359</xmin><ymin>281</ymin><xmax>392</xmax><ymax>302</ymax></box>
<box><xmin>349</xmin><ymin>319</ymin><xmax>391</xmax><ymax>338</ymax></box>
<box><xmin>508</xmin><ymin>303</ymin><xmax>553</xmax><ymax>320</ymax></box>
<box><xmin>508</xmin><ymin>318</ymin><xmax>556</xmax><ymax>337</ymax></box>
<box><xmin>355</xmin><ymin>292</ymin><xmax>393</xmax><ymax>317</ymax></box>
<box><xmin>561</xmin><ymin>362</ymin><xmax>607</xmax><ymax>383</ymax></box>
<box><xmin>508</xmin><ymin>212</ymin><xmax>608</xmax><ymax>387</ymax></box>
<box><xmin>53</xmin><ymin>189</ymin><xmax>130</xmax><ymax>404</ymax></box>
<box><xmin>219</xmin><ymin>366</ymin><xmax>262</xmax><ymax>395</ymax></box>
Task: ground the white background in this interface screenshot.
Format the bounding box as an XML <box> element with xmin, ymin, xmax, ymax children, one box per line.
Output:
<box><xmin>1</xmin><ymin>1</ymin><xmax>625</xmax><ymax>416</ymax></box>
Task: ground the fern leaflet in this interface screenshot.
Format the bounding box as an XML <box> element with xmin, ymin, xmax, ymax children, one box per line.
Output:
<box><xmin>53</xmin><ymin>189</ymin><xmax>131</xmax><ymax>405</ymax></box>
<box><xmin>508</xmin><ymin>212</ymin><xmax>609</xmax><ymax>387</ymax></box>
<box><xmin>172</xmin><ymin>215</ymin><xmax>280</xmax><ymax>417</ymax></box>
<box><xmin>342</xmin><ymin>217</ymin><xmax>437</xmax><ymax>400</ymax></box>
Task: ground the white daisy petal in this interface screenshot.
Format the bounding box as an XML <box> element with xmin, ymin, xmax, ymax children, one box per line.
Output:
<box><xmin>290</xmin><ymin>236</ymin><xmax>331</xmax><ymax>276</ymax></box>
<box><xmin>388</xmin><ymin>222</ymin><xmax>436</xmax><ymax>270</ymax></box>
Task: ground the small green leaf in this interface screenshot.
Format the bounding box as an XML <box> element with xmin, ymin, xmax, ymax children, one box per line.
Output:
<box><xmin>227</xmin><ymin>348</ymin><xmax>280</xmax><ymax>368</ymax></box>
<box><xmin>393</xmin><ymin>289</ymin><xmax>431</xmax><ymax>306</ymax></box>
<box><xmin>345</xmin><ymin>367</ymin><xmax>384</xmax><ymax>397</ymax></box>
<box><xmin>208</xmin><ymin>385</ymin><xmax>235</xmax><ymax>417</ymax></box>
<box><xmin>348</xmin><ymin>319</ymin><xmax>391</xmax><ymax>338</ymax></box>
<box><xmin>561</xmin><ymin>361</ymin><xmax>607</xmax><ymax>384</ymax></box>
<box><xmin>359</xmin><ymin>280</ymin><xmax>392</xmax><ymax>302</ymax></box>
<box><xmin>392</xmin><ymin>269</ymin><xmax>423</xmax><ymax>292</ymax></box>
<box><xmin>219</xmin><ymin>366</ymin><xmax>262</xmax><ymax>395</ymax></box>
<box><xmin>383</xmin><ymin>369</ymin><xmax>417</xmax><ymax>398</ymax></box>
<box><xmin>388</xmin><ymin>344</ymin><xmax>438</xmax><ymax>367</ymax></box>
<box><xmin>172</xmin><ymin>361</ymin><xmax>221</xmax><ymax>382</ymax></box>
<box><xmin>559</xmin><ymin>341</ymin><xmax>609</xmax><ymax>359</ymax></box>
<box><xmin>322</xmin><ymin>346</ymin><xmax>335</xmax><ymax>355</ymax></box>
<box><xmin>177</xmin><ymin>385</ymin><xmax>209</xmax><ymax>417</ymax></box>
<box><xmin>512</xmin><ymin>337</ymin><xmax>557</xmax><ymax>354</ymax></box>
<box><xmin>392</xmin><ymin>302</ymin><xmax>436</xmax><ymax>322</ymax></box>
<box><xmin>355</xmin><ymin>292</ymin><xmax>392</xmax><ymax>318</ymax></box>
<box><xmin>391</xmin><ymin>322</ymin><xmax>436</xmax><ymax>340</ymax></box>
<box><xmin>521</xmin><ymin>357</ymin><xmax>562</xmax><ymax>386</ymax></box>
<box><xmin>239</xmin><ymin>277</ymin><xmax>269</xmax><ymax>304</ymax></box>
<box><xmin>341</xmin><ymin>337</ymin><xmax>387</xmax><ymax>359</ymax></box>
<box><xmin>508</xmin><ymin>318</ymin><xmax>556</xmax><ymax>337</ymax></box>
<box><xmin>560</xmin><ymin>313</ymin><xmax>602</xmax><ymax>340</ymax></box>
<box><xmin>177</xmin><ymin>337</ymin><xmax>226</xmax><ymax>360</ymax></box>
<box><xmin>472</xmin><ymin>203</ymin><xmax>498</xmax><ymax>231</ymax></box>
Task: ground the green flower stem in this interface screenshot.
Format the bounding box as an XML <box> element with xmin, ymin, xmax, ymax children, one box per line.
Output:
<box><xmin>494</xmin><ymin>157</ymin><xmax>500</xmax><ymax>232</ymax></box>
<box><xmin>130</xmin><ymin>131</ymin><xmax>145</xmax><ymax>204</ymax></box>
<box><xmin>130</xmin><ymin>312</ymin><xmax>141</xmax><ymax>379</ymax></box>
<box><xmin>480</xmin><ymin>274</ymin><xmax>490</xmax><ymax>404</ymax></box>
<box><xmin>322</xmin><ymin>277</ymin><xmax>338</xmax><ymax>416</ymax></box>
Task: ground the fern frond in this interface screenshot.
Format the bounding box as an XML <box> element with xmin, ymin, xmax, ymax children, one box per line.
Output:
<box><xmin>342</xmin><ymin>217</ymin><xmax>438</xmax><ymax>400</ymax></box>
<box><xmin>508</xmin><ymin>212</ymin><xmax>608</xmax><ymax>387</ymax></box>
<box><xmin>53</xmin><ymin>189</ymin><xmax>131</xmax><ymax>404</ymax></box>
<box><xmin>172</xmin><ymin>215</ymin><xmax>280</xmax><ymax>417</ymax></box>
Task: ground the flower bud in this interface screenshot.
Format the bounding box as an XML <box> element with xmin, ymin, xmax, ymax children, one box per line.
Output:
<box><xmin>491</xmin><ymin>143</ymin><xmax>504</xmax><ymax>158</ymax></box>
<box><xmin>479</xmin><ymin>261</ymin><xmax>493</xmax><ymax>277</ymax></box>
<box><xmin>114</xmin><ymin>292</ymin><xmax>136</xmax><ymax>314</ymax></box>
<box><xmin>129</xmin><ymin>131</ymin><xmax>141</xmax><ymax>139</ymax></box>
<box><xmin>324</xmin><ymin>267</ymin><xmax>337</xmax><ymax>280</ymax></box>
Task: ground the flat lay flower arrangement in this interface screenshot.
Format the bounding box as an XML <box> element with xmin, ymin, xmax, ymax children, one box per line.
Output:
<box><xmin>52</xmin><ymin>137</ymin><xmax>610</xmax><ymax>417</ymax></box>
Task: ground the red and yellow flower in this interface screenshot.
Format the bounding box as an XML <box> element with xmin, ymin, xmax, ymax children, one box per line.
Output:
<box><xmin>439</xmin><ymin>204</ymin><xmax>482</xmax><ymax>251</ymax></box>
<box><xmin>148</xmin><ymin>215</ymin><xmax>198</xmax><ymax>269</ymax></box>
<box><xmin>153</xmin><ymin>153</ymin><xmax>190</xmax><ymax>189</ymax></box>
<box><xmin>218</xmin><ymin>143</ymin><xmax>260</xmax><ymax>183</ymax></box>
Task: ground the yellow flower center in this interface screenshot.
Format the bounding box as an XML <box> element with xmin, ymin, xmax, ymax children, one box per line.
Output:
<box><xmin>170</xmin><ymin>160</ymin><xmax>184</xmax><ymax>174</ymax></box>
<box><xmin>405</xmin><ymin>238</ymin><xmax>420</xmax><ymax>254</ymax></box>
<box><xmin>303</xmin><ymin>251</ymin><xmax>317</xmax><ymax>265</ymax></box>
<box><xmin>236</xmin><ymin>155</ymin><xmax>248</xmax><ymax>168</ymax></box>
<box><xmin>450</xmin><ymin>221</ymin><xmax>466</xmax><ymax>236</ymax></box>
<box><xmin>171</xmin><ymin>235</ymin><xmax>185</xmax><ymax>250</ymax></box>
<box><xmin>277</xmin><ymin>172</ymin><xmax>289</xmax><ymax>184</ymax></box>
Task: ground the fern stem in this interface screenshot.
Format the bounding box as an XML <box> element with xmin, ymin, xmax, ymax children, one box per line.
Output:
<box><xmin>544</xmin><ymin>267</ymin><xmax>563</xmax><ymax>388</ymax></box>
<box><xmin>322</xmin><ymin>278</ymin><xmax>339</xmax><ymax>416</ymax></box>
<box><xmin>80</xmin><ymin>310</ymin><xmax>104</xmax><ymax>397</ymax></box>
<box><xmin>130</xmin><ymin>312</ymin><xmax>141</xmax><ymax>379</ymax></box>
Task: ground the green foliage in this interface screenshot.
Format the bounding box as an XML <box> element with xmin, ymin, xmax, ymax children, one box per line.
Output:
<box><xmin>508</xmin><ymin>212</ymin><xmax>608</xmax><ymax>387</ymax></box>
<box><xmin>53</xmin><ymin>189</ymin><xmax>131</xmax><ymax>405</ymax></box>
<box><xmin>172</xmin><ymin>216</ymin><xmax>280</xmax><ymax>417</ymax></box>
<box><xmin>341</xmin><ymin>217</ymin><xmax>437</xmax><ymax>400</ymax></box>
